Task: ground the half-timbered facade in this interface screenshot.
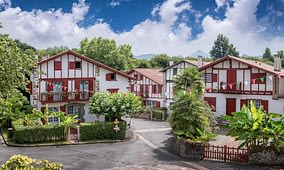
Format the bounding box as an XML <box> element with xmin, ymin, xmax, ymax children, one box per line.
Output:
<box><xmin>30</xmin><ymin>50</ymin><xmax>133</xmax><ymax>122</ymax></box>
<box><xmin>199</xmin><ymin>55</ymin><xmax>284</xmax><ymax>116</ymax></box>
<box><xmin>161</xmin><ymin>60</ymin><xmax>208</xmax><ymax>108</ymax></box>
<box><xmin>128</xmin><ymin>68</ymin><xmax>163</xmax><ymax>108</ymax></box>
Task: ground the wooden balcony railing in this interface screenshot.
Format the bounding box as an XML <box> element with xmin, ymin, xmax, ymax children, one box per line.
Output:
<box><xmin>40</xmin><ymin>91</ymin><xmax>94</xmax><ymax>103</ymax></box>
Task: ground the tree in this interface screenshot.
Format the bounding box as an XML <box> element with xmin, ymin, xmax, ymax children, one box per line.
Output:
<box><xmin>173</xmin><ymin>66</ymin><xmax>204</xmax><ymax>97</ymax></box>
<box><xmin>0</xmin><ymin>33</ymin><xmax>35</xmax><ymax>98</ymax></box>
<box><xmin>89</xmin><ymin>92</ymin><xmax>141</xmax><ymax>121</ymax></box>
<box><xmin>135</xmin><ymin>59</ymin><xmax>152</xmax><ymax>68</ymax></box>
<box><xmin>210</xmin><ymin>34</ymin><xmax>239</xmax><ymax>58</ymax></box>
<box><xmin>277</xmin><ymin>50</ymin><xmax>284</xmax><ymax>67</ymax></box>
<box><xmin>262</xmin><ymin>47</ymin><xmax>273</xmax><ymax>60</ymax></box>
<box><xmin>37</xmin><ymin>46</ymin><xmax>69</xmax><ymax>60</ymax></box>
<box><xmin>223</xmin><ymin>101</ymin><xmax>284</xmax><ymax>151</ymax></box>
<box><xmin>150</xmin><ymin>54</ymin><xmax>170</xmax><ymax>68</ymax></box>
<box><xmin>168</xmin><ymin>91</ymin><xmax>216</xmax><ymax>141</ymax></box>
<box><xmin>79</xmin><ymin>37</ymin><xmax>135</xmax><ymax>71</ymax></box>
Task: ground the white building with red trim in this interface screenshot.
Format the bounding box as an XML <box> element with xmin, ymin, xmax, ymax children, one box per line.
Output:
<box><xmin>128</xmin><ymin>68</ymin><xmax>163</xmax><ymax>108</ymax></box>
<box><xmin>161</xmin><ymin>60</ymin><xmax>209</xmax><ymax>108</ymax></box>
<box><xmin>199</xmin><ymin>55</ymin><xmax>284</xmax><ymax>116</ymax></box>
<box><xmin>30</xmin><ymin>50</ymin><xmax>133</xmax><ymax>122</ymax></box>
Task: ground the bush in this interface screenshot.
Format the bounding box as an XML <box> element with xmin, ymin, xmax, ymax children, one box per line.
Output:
<box><xmin>152</xmin><ymin>109</ymin><xmax>163</xmax><ymax>120</ymax></box>
<box><xmin>80</xmin><ymin>121</ymin><xmax>126</xmax><ymax>141</ymax></box>
<box><xmin>1</xmin><ymin>154</ymin><xmax>62</xmax><ymax>170</ymax></box>
<box><xmin>13</xmin><ymin>122</ymin><xmax>65</xmax><ymax>144</ymax></box>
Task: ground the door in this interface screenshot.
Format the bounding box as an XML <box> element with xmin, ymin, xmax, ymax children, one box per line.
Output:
<box><xmin>227</xmin><ymin>69</ymin><xmax>236</xmax><ymax>90</ymax></box>
<box><xmin>226</xmin><ymin>98</ymin><xmax>236</xmax><ymax>116</ymax></box>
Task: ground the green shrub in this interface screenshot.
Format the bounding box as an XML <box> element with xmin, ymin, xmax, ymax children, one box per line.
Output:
<box><xmin>1</xmin><ymin>154</ymin><xmax>62</xmax><ymax>170</ymax></box>
<box><xmin>80</xmin><ymin>121</ymin><xmax>126</xmax><ymax>141</ymax></box>
<box><xmin>152</xmin><ymin>109</ymin><xmax>163</xmax><ymax>120</ymax></box>
<box><xmin>13</xmin><ymin>122</ymin><xmax>65</xmax><ymax>144</ymax></box>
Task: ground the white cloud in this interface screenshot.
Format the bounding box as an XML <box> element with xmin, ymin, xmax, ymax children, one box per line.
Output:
<box><xmin>109</xmin><ymin>0</ymin><xmax>129</xmax><ymax>8</ymax></box>
<box><xmin>0</xmin><ymin>0</ymin><xmax>10</xmax><ymax>9</ymax></box>
<box><xmin>0</xmin><ymin>0</ymin><xmax>283</xmax><ymax>56</ymax></box>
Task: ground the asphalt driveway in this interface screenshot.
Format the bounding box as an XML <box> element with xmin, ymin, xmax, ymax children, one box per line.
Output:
<box><xmin>0</xmin><ymin>119</ymin><xmax>276</xmax><ymax>170</ymax></box>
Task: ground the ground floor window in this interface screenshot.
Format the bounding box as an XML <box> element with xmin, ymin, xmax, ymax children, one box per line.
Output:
<box><xmin>48</xmin><ymin>117</ymin><xmax>59</xmax><ymax>124</ymax></box>
<box><xmin>204</xmin><ymin>97</ymin><xmax>216</xmax><ymax>112</ymax></box>
<box><xmin>248</xmin><ymin>99</ymin><xmax>261</xmax><ymax>109</ymax></box>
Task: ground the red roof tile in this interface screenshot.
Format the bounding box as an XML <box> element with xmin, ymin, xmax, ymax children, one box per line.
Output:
<box><xmin>129</xmin><ymin>68</ymin><xmax>163</xmax><ymax>85</ymax></box>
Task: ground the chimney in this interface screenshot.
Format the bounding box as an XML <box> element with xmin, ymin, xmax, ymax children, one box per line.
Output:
<box><xmin>274</xmin><ymin>55</ymin><xmax>282</xmax><ymax>71</ymax></box>
<box><xmin>169</xmin><ymin>61</ymin><xmax>174</xmax><ymax>66</ymax></box>
<box><xmin>197</xmin><ymin>56</ymin><xmax>203</xmax><ymax>67</ymax></box>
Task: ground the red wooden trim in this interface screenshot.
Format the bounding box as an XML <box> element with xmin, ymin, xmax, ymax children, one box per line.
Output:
<box><xmin>204</xmin><ymin>97</ymin><xmax>216</xmax><ymax>112</ymax></box>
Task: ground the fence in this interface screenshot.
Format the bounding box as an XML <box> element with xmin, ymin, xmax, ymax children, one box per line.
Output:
<box><xmin>204</xmin><ymin>145</ymin><xmax>249</xmax><ymax>163</ymax></box>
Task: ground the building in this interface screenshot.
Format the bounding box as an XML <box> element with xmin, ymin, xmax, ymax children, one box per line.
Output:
<box><xmin>199</xmin><ymin>55</ymin><xmax>284</xmax><ymax>116</ymax></box>
<box><xmin>128</xmin><ymin>68</ymin><xmax>163</xmax><ymax>108</ymax></box>
<box><xmin>30</xmin><ymin>50</ymin><xmax>133</xmax><ymax>123</ymax></box>
<box><xmin>161</xmin><ymin>59</ymin><xmax>209</xmax><ymax>108</ymax></box>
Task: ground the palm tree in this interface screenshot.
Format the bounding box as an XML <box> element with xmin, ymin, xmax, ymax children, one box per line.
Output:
<box><xmin>173</xmin><ymin>66</ymin><xmax>204</xmax><ymax>97</ymax></box>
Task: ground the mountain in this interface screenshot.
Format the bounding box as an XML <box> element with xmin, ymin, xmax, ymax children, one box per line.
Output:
<box><xmin>190</xmin><ymin>49</ymin><xmax>210</xmax><ymax>57</ymax></box>
<box><xmin>134</xmin><ymin>54</ymin><xmax>155</xmax><ymax>60</ymax></box>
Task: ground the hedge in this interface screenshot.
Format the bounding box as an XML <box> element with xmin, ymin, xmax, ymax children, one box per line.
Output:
<box><xmin>152</xmin><ymin>109</ymin><xmax>164</xmax><ymax>120</ymax></box>
<box><xmin>80</xmin><ymin>121</ymin><xmax>126</xmax><ymax>141</ymax></box>
<box><xmin>13</xmin><ymin>123</ymin><xmax>65</xmax><ymax>144</ymax></box>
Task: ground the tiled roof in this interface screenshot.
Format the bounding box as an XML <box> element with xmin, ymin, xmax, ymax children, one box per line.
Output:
<box><xmin>131</xmin><ymin>68</ymin><xmax>163</xmax><ymax>85</ymax></box>
<box><xmin>199</xmin><ymin>55</ymin><xmax>284</xmax><ymax>76</ymax></box>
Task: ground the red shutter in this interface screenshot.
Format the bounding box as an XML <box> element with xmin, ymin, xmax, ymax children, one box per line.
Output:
<box><xmin>152</xmin><ymin>85</ymin><xmax>155</xmax><ymax>93</ymax></box>
<box><xmin>62</xmin><ymin>80</ymin><xmax>68</xmax><ymax>92</ymax></box>
<box><xmin>89</xmin><ymin>79</ymin><xmax>94</xmax><ymax>91</ymax></box>
<box><xmin>140</xmin><ymin>75</ymin><xmax>143</xmax><ymax>80</ymax></box>
<box><xmin>60</xmin><ymin>106</ymin><xmax>66</xmax><ymax>113</ymax></box>
<box><xmin>106</xmin><ymin>73</ymin><xmax>111</xmax><ymax>81</ymax></box>
<box><xmin>261</xmin><ymin>100</ymin><xmax>268</xmax><ymax>112</ymax></box>
<box><xmin>28</xmin><ymin>81</ymin><xmax>32</xmax><ymax>94</ymax></box>
<box><xmin>158</xmin><ymin>85</ymin><xmax>162</xmax><ymax>93</ymax></box>
<box><xmin>47</xmin><ymin>82</ymin><xmax>53</xmax><ymax>101</ymax></box>
<box><xmin>130</xmin><ymin>84</ymin><xmax>134</xmax><ymax>92</ymax></box>
<box><xmin>212</xmin><ymin>74</ymin><xmax>217</xmax><ymax>82</ymax></box>
<box><xmin>240</xmin><ymin>99</ymin><xmax>247</xmax><ymax>109</ymax></box>
<box><xmin>156</xmin><ymin>101</ymin><xmax>160</xmax><ymax>108</ymax></box>
<box><xmin>75</xmin><ymin>80</ymin><xmax>80</xmax><ymax>100</ymax></box>
<box><xmin>69</xmin><ymin>62</ymin><xmax>75</xmax><ymax>69</ymax></box>
<box><xmin>140</xmin><ymin>85</ymin><xmax>143</xmax><ymax>96</ymax></box>
<box><xmin>54</xmin><ymin>61</ymin><xmax>62</xmax><ymax>70</ymax></box>
<box><xmin>204</xmin><ymin>97</ymin><xmax>216</xmax><ymax>112</ymax></box>
<box><xmin>41</xmin><ymin>107</ymin><xmax>45</xmax><ymax>113</ymax></box>
<box><xmin>107</xmin><ymin>89</ymin><xmax>119</xmax><ymax>93</ymax></box>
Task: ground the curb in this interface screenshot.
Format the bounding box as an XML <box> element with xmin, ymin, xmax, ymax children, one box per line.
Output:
<box><xmin>0</xmin><ymin>128</ymin><xmax>137</xmax><ymax>147</ymax></box>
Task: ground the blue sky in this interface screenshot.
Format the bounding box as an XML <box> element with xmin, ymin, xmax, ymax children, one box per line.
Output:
<box><xmin>0</xmin><ymin>0</ymin><xmax>284</xmax><ymax>56</ymax></box>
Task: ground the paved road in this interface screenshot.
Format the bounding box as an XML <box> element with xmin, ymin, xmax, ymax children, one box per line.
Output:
<box><xmin>0</xmin><ymin>119</ymin><xmax>276</xmax><ymax>170</ymax></box>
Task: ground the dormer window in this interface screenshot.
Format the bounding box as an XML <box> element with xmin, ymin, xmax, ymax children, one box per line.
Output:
<box><xmin>75</xmin><ymin>61</ymin><xmax>81</xmax><ymax>69</ymax></box>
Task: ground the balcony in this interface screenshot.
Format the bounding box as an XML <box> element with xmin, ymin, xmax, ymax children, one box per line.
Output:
<box><xmin>40</xmin><ymin>91</ymin><xmax>94</xmax><ymax>103</ymax></box>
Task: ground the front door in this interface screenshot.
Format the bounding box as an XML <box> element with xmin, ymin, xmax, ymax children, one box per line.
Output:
<box><xmin>227</xmin><ymin>69</ymin><xmax>236</xmax><ymax>90</ymax></box>
<box><xmin>226</xmin><ymin>98</ymin><xmax>236</xmax><ymax>116</ymax></box>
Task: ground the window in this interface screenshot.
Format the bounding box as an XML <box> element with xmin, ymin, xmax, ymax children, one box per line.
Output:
<box><xmin>106</xmin><ymin>73</ymin><xmax>116</xmax><ymax>81</ymax></box>
<box><xmin>75</xmin><ymin>61</ymin><xmax>81</xmax><ymax>69</ymax></box>
<box><xmin>248</xmin><ymin>99</ymin><xmax>261</xmax><ymax>109</ymax></box>
<box><xmin>202</xmin><ymin>73</ymin><xmax>212</xmax><ymax>83</ymax></box>
<box><xmin>67</xmin><ymin>105</ymin><xmax>81</xmax><ymax>118</ymax></box>
<box><xmin>107</xmin><ymin>88</ymin><xmax>119</xmax><ymax>93</ymax></box>
<box><xmin>80</xmin><ymin>80</ymin><xmax>89</xmax><ymax>99</ymax></box>
<box><xmin>54</xmin><ymin>61</ymin><xmax>61</xmax><ymax>70</ymax></box>
<box><xmin>48</xmin><ymin>117</ymin><xmax>59</xmax><ymax>124</ymax></box>
<box><xmin>173</xmin><ymin>68</ymin><xmax>178</xmax><ymax>76</ymax></box>
<box><xmin>48</xmin><ymin>107</ymin><xmax>59</xmax><ymax>112</ymax></box>
<box><xmin>53</xmin><ymin>82</ymin><xmax>62</xmax><ymax>101</ymax></box>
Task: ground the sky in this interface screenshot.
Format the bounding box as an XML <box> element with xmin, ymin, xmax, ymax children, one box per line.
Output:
<box><xmin>0</xmin><ymin>0</ymin><xmax>284</xmax><ymax>57</ymax></box>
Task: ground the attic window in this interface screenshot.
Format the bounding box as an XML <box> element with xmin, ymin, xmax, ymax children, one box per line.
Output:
<box><xmin>75</xmin><ymin>61</ymin><xmax>81</xmax><ymax>69</ymax></box>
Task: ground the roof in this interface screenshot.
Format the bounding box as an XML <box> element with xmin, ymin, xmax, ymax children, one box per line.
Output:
<box><xmin>38</xmin><ymin>50</ymin><xmax>134</xmax><ymax>79</ymax></box>
<box><xmin>129</xmin><ymin>68</ymin><xmax>163</xmax><ymax>85</ymax></box>
<box><xmin>198</xmin><ymin>55</ymin><xmax>284</xmax><ymax>76</ymax></box>
<box><xmin>160</xmin><ymin>60</ymin><xmax>211</xmax><ymax>72</ymax></box>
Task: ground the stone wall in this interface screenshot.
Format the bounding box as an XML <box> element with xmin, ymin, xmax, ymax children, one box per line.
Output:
<box><xmin>249</xmin><ymin>149</ymin><xmax>284</xmax><ymax>166</ymax></box>
<box><xmin>173</xmin><ymin>136</ymin><xmax>205</xmax><ymax>160</ymax></box>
